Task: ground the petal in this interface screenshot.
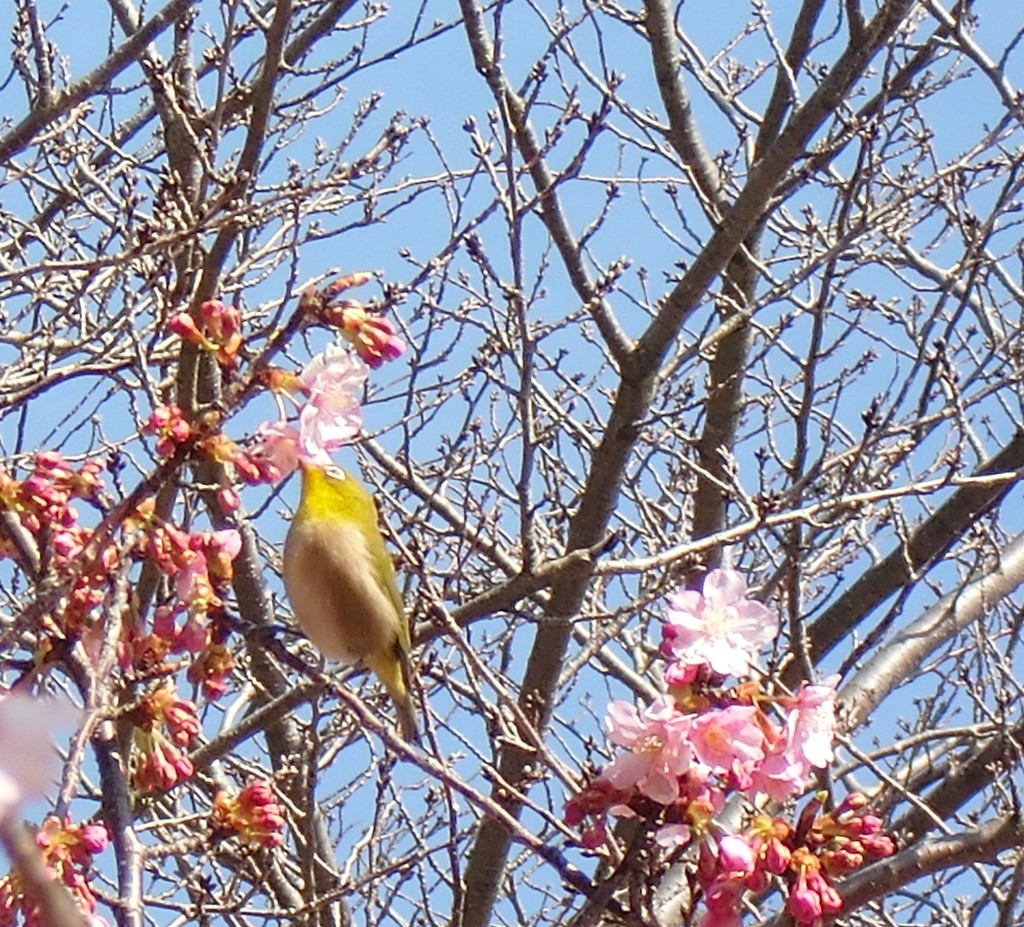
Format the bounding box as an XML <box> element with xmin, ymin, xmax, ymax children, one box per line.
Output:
<box><xmin>606</xmin><ymin>701</ymin><xmax>643</xmax><ymax>744</ymax></box>
<box><xmin>666</xmin><ymin>590</ymin><xmax>705</xmax><ymax>625</ymax></box>
<box><xmin>605</xmin><ymin>752</ymin><xmax>650</xmax><ymax>789</ymax></box>
<box><xmin>730</xmin><ymin>600</ymin><xmax>778</xmax><ymax>641</ymax></box>
<box><xmin>702</xmin><ymin>569</ymin><xmax>748</xmax><ymax>607</ymax></box>
<box><xmin>654</xmin><ymin>823</ymin><xmax>692</xmax><ymax>848</ymax></box>
<box><xmin>639</xmin><ymin>768</ymin><xmax>680</xmax><ymax>804</ymax></box>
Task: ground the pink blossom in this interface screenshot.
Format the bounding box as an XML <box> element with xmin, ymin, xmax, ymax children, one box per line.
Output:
<box><xmin>747</xmin><ymin>748</ymin><xmax>810</xmax><ymax>802</ymax></box>
<box><xmin>663</xmin><ymin>569</ymin><xmax>778</xmax><ymax>679</ymax></box>
<box><xmin>688</xmin><ymin>705</ymin><xmax>765</xmax><ymax>778</ymax></box>
<box><xmin>174</xmin><ymin>549</ymin><xmax>211</xmax><ymax>605</ymax></box>
<box><xmin>297</xmin><ymin>344</ymin><xmax>367</xmax><ymax>461</ymax></box>
<box><xmin>604</xmin><ymin>696</ymin><xmax>692</xmax><ymax>804</ymax></box>
<box><xmin>749</xmin><ymin>676</ymin><xmax>839</xmax><ymax>801</ymax></box>
<box><xmin>784</xmin><ymin>676</ymin><xmax>839</xmax><ymax>771</ymax></box>
<box><xmin>252</xmin><ymin>420</ymin><xmax>301</xmax><ymax>477</ymax></box>
<box><xmin>0</xmin><ymin>694</ymin><xmax>79</xmax><ymax>820</ymax></box>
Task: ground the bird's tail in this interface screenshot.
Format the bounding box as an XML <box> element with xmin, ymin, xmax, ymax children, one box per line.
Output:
<box><xmin>366</xmin><ymin>647</ymin><xmax>419</xmax><ymax>743</ymax></box>
<box><xmin>392</xmin><ymin>690</ymin><xmax>419</xmax><ymax>744</ymax></box>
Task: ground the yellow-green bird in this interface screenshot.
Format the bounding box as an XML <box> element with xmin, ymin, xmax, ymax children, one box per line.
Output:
<box><xmin>283</xmin><ymin>462</ymin><xmax>418</xmax><ymax>741</ymax></box>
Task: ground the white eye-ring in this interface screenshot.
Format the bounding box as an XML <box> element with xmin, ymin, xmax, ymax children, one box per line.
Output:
<box><xmin>324</xmin><ymin>465</ymin><xmax>347</xmax><ymax>481</ymax></box>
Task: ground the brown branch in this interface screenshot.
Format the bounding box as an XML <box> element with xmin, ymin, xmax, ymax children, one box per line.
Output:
<box><xmin>457</xmin><ymin>0</ymin><xmax>633</xmax><ymax>367</ymax></box>
<box><xmin>642</xmin><ymin>0</ymin><xmax>726</xmax><ymax>215</ymax></box>
<box><xmin>791</xmin><ymin>429</ymin><xmax>1024</xmax><ymax>684</ymax></box>
<box><xmin>0</xmin><ymin>0</ymin><xmax>192</xmax><ymax>165</ymax></box>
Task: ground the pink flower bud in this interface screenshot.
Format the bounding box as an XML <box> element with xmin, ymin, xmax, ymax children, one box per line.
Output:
<box><xmin>79</xmin><ymin>823</ymin><xmax>109</xmax><ymax>854</ymax></box>
<box><xmin>787</xmin><ymin>873</ymin><xmax>822</xmax><ymax>924</ymax></box>
<box><xmin>717</xmin><ymin>835</ymin><xmax>755</xmax><ymax>876</ymax></box>
<box><xmin>169</xmin><ymin>312</ymin><xmax>202</xmax><ymax>341</ymax></box>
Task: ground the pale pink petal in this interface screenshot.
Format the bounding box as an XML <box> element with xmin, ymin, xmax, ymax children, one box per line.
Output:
<box><xmin>0</xmin><ymin>695</ymin><xmax>79</xmax><ymax>819</ymax></box>
<box><xmin>640</xmin><ymin>768</ymin><xmax>681</xmax><ymax>804</ymax></box>
<box><xmin>688</xmin><ymin>705</ymin><xmax>764</xmax><ymax>774</ymax></box>
<box><xmin>749</xmin><ymin>750</ymin><xmax>809</xmax><ymax>802</ymax></box>
<box><xmin>702</xmin><ymin>569</ymin><xmax>748</xmax><ymax>608</ymax></box>
<box><xmin>787</xmin><ymin>678</ymin><xmax>839</xmax><ymax>769</ymax></box>
<box><xmin>605</xmin><ymin>752</ymin><xmax>651</xmax><ymax>790</ymax></box>
<box><xmin>210</xmin><ymin>529</ymin><xmax>242</xmax><ymax>560</ymax></box>
<box><xmin>606</xmin><ymin>701</ymin><xmax>644</xmax><ymax>747</ymax></box>
<box><xmin>654</xmin><ymin>822</ymin><xmax>692</xmax><ymax>848</ymax></box>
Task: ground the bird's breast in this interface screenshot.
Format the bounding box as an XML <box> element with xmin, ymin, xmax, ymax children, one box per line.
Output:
<box><xmin>283</xmin><ymin>518</ymin><xmax>404</xmax><ymax>662</ymax></box>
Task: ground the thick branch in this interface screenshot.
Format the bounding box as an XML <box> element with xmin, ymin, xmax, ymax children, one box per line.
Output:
<box><xmin>793</xmin><ymin>430</ymin><xmax>1024</xmax><ymax>683</ymax></box>
<box><xmin>841</xmin><ymin>530</ymin><xmax>1024</xmax><ymax>731</ymax></box>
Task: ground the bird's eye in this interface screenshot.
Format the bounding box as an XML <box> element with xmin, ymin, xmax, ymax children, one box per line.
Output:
<box><xmin>325</xmin><ymin>465</ymin><xmax>346</xmax><ymax>481</ymax></box>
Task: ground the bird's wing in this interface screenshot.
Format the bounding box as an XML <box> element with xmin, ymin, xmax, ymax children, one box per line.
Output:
<box><xmin>374</xmin><ymin>531</ymin><xmax>411</xmax><ymax>653</ymax></box>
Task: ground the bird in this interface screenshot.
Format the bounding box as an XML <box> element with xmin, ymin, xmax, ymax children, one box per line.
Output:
<box><xmin>283</xmin><ymin>461</ymin><xmax>418</xmax><ymax>741</ymax></box>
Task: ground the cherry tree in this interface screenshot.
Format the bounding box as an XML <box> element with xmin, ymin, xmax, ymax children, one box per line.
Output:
<box><xmin>0</xmin><ymin>2</ymin><xmax>1022</xmax><ymax>926</ymax></box>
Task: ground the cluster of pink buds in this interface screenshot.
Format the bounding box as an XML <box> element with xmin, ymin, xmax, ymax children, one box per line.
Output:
<box><xmin>0</xmin><ymin>453</ymin><xmax>104</xmax><ymax>549</ymax></box>
<box><xmin>120</xmin><ymin>519</ymin><xmax>241</xmax><ymax>698</ymax></box>
<box><xmin>802</xmin><ymin>792</ymin><xmax>897</xmax><ymax>876</ymax></box>
<box><xmin>567</xmin><ymin>569</ymin><xmax>896</xmax><ymax>927</ymax></box>
<box><xmin>129</xmin><ymin>685</ymin><xmax>200</xmax><ymax>792</ymax></box>
<box><xmin>130</xmin><ymin>504</ymin><xmax>241</xmax><ymax>617</ymax></box>
<box><xmin>144</xmin><ymin>405</ymin><xmax>193</xmax><ymax>457</ymax></box>
<box><xmin>301</xmin><ymin>273</ymin><xmax>406</xmax><ymax>368</ymax></box>
<box><xmin>0</xmin><ymin>816</ymin><xmax>108</xmax><ymax>926</ymax></box>
<box><xmin>211</xmin><ymin>780</ymin><xmax>285</xmax><ymax>848</ymax></box>
<box><xmin>0</xmin><ymin>453</ymin><xmax>114</xmax><ymax>636</ymax></box>
<box><xmin>169</xmin><ymin>299</ymin><xmax>243</xmax><ymax>370</ymax></box>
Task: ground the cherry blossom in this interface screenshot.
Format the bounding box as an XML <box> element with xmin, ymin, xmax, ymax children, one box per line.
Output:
<box><xmin>784</xmin><ymin>677</ymin><xmax>839</xmax><ymax>771</ymax></box>
<box><xmin>297</xmin><ymin>343</ymin><xmax>367</xmax><ymax>461</ymax></box>
<box><xmin>604</xmin><ymin>696</ymin><xmax>692</xmax><ymax>804</ymax></box>
<box><xmin>688</xmin><ymin>705</ymin><xmax>765</xmax><ymax>780</ymax></box>
<box><xmin>663</xmin><ymin>569</ymin><xmax>778</xmax><ymax>679</ymax></box>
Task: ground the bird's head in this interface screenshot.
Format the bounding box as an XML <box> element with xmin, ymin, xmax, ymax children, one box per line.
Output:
<box><xmin>296</xmin><ymin>461</ymin><xmax>376</xmax><ymax>523</ymax></box>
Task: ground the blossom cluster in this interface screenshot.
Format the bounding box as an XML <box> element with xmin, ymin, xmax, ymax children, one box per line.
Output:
<box><xmin>152</xmin><ymin>274</ymin><xmax>405</xmax><ymax>487</ymax></box>
<box><xmin>211</xmin><ymin>780</ymin><xmax>286</xmax><ymax>849</ymax></box>
<box><xmin>127</xmin><ymin>684</ymin><xmax>201</xmax><ymax>793</ymax></box>
<box><xmin>566</xmin><ymin>570</ymin><xmax>895</xmax><ymax>927</ymax></box>
<box><xmin>0</xmin><ymin>816</ymin><xmax>108</xmax><ymax>926</ymax></box>
<box><xmin>0</xmin><ymin>452</ymin><xmax>109</xmax><ymax>636</ymax></box>
<box><xmin>121</xmin><ymin>505</ymin><xmax>242</xmax><ymax>700</ymax></box>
